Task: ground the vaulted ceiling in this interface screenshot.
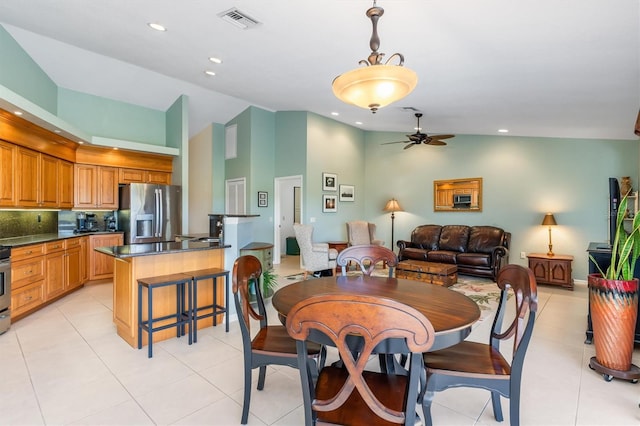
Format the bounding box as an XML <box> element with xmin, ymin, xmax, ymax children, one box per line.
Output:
<box><xmin>0</xmin><ymin>0</ymin><xmax>638</xmax><ymax>140</ymax></box>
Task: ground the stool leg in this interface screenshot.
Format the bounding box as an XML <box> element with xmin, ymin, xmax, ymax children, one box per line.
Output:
<box><xmin>212</xmin><ymin>277</ymin><xmax>218</xmax><ymax>327</ymax></box>
<box><xmin>187</xmin><ymin>280</ymin><xmax>193</xmax><ymax>345</ymax></box>
<box><xmin>147</xmin><ymin>286</ymin><xmax>153</xmax><ymax>358</ymax></box>
<box><xmin>138</xmin><ymin>284</ymin><xmax>143</xmax><ymax>350</ymax></box>
<box><xmin>225</xmin><ymin>273</ymin><xmax>230</xmax><ymax>332</ymax></box>
<box><xmin>193</xmin><ymin>278</ymin><xmax>198</xmax><ymax>343</ymax></box>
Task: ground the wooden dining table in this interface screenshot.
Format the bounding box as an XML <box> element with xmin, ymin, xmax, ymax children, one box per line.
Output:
<box><xmin>272</xmin><ymin>274</ymin><xmax>481</xmax><ymax>351</ymax></box>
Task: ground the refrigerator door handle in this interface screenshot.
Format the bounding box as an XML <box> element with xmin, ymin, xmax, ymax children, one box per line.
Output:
<box><xmin>158</xmin><ymin>188</ymin><xmax>164</xmax><ymax>238</ymax></box>
<box><xmin>155</xmin><ymin>188</ymin><xmax>160</xmax><ymax>237</ymax></box>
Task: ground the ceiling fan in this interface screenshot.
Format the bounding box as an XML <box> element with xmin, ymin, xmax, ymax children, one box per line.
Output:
<box><xmin>382</xmin><ymin>113</ymin><xmax>454</xmax><ymax>149</ymax></box>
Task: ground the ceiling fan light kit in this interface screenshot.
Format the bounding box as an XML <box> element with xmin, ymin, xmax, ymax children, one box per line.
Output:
<box><xmin>332</xmin><ymin>0</ymin><xmax>417</xmax><ymax>113</ymax></box>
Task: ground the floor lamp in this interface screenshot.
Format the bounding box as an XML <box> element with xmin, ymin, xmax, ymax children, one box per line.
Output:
<box><xmin>383</xmin><ymin>198</ymin><xmax>403</xmax><ymax>250</ymax></box>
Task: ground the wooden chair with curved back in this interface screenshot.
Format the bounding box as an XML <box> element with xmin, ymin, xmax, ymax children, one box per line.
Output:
<box><xmin>420</xmin><ymin>264</ymin><xmax>538</xmax><ymax>426</ymax></box>
<box><xmin>287</xmin><ymin>293</ymin><xmax>436</xmax><ymax>426</ymax></box>
<box><xmin>336</xmin><ymin>245</ymin><xmax>398</xmax><ymax>278</ymax></box>
<box><xmin>232</xmin><ymin>255</ymin><xmax>325</xmax><ymax>424</ymax></box>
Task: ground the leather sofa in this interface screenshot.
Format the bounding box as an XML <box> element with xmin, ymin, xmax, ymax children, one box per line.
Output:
<box><xmin>397</xmin><ymin>225</ymin><xmax>510</xmax><ymax>281</ymax></box>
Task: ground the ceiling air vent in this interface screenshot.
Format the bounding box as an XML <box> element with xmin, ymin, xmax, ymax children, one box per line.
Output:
<box><xmin>218</xmin><ymin>8</ymin><xmax>261</xmax><ymax>30</ymax></box>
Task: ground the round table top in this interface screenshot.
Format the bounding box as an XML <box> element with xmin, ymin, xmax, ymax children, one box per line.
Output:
<box><xmin>272</xmin><ymin>275</ymin><xmax>481</xmax><ymax>350</ymax></box>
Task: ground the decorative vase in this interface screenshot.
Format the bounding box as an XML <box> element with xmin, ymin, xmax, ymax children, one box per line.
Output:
<box><xmin>588</xmin><ymin>274</ymin><xmax>638</xmax><ymax>372</ymax></box>
<box><xmin>621</xmin><ymin>176</ymin><xmax>633</xmax><ymax>196</ymax></box>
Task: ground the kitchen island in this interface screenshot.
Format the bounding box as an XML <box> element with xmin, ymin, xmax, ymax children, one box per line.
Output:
<box><xmin>96</xmin><ymin>240</ymin><xmax>230</xmax><ymax>348</ymax></box>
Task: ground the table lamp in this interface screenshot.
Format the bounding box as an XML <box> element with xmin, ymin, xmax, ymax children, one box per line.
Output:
<box><xmin>541</xmin><ymin>213</ymin><xmax>557</xmax><ymax>256</ymax></box>
<box><xmin>383</xmin><ymin>198</ymin><xmax>403</xmax><ymax>250</ymax></box>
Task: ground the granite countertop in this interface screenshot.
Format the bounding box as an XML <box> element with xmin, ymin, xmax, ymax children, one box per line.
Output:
<box><xmin>0</xmin><ymin>231</ymin><xmax>124</xmax><ymax>248</ymax></box>
<box><xmin>95</xmin><ymin>240</ymin><xmax>230</xmax><ymax>258</ymax></box>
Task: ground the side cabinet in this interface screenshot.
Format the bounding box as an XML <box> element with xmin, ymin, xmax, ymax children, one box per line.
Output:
<box><xmin>527</xmin><ymin>253</ymin><xmax>573</xmax><ymax>290</ymax></box>
<box><xmin>239</xmin><ymin>242</ymin><xmax>274</xmax><ymax>271</ymax></box>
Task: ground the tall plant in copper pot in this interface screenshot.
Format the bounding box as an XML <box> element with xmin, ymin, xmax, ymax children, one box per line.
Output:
<box><xmin>588</xmin><ymin>194</ymin><xmax>640</xmax><ymax>382</ymax></box>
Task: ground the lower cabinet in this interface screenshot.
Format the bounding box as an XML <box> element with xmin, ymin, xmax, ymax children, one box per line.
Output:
<box><xmin>239</xmin><ymin>242</ymin><xmax>274</xmax><ymax>271</ymax></box>
<box><xmin>89</xmin><ymin>234</ymin><xmax>123</xmax><ymax>280</ymax></box>
<box><xmin>527</xmin><ymin>253</ymin><xmax>574</xmax><ymax>290</ymax></box>
<box><xmin>11</xmin><ymin>280</ymin><xmax>45</xmax><ymax>317</ymax></box>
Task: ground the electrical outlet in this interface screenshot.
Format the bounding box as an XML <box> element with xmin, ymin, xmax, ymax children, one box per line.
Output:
<box><xmin>310</xmin><ymin>217</ymin><xmax>316</xmax><ymax>223</ymax></box>
<box><xmin>520</xmin><ymin>251</ymin><xmax>526</xmax><ymax>259</ymax></box>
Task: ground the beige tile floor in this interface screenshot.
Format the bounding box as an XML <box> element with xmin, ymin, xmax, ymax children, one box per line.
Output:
<box><xmin>1</xmin><ymin>255</ymin><xmax>639</xmax><ymax>425</ymax></box>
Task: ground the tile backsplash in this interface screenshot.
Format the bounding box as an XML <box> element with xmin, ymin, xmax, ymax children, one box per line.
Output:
<box><xmin>0</xmin><ymin>211</ymin><xmax>57</xmax><ymax>238</ymax></box>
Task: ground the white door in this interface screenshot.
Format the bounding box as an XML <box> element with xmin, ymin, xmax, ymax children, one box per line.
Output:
<box><xmin>225</xmin><ymin>178</ymin><xmax>246</xmax><ymax>215</ymax></box>
<box><xmin>274</xmin><ymin>175</ymin><xmax>303</xmax><ymax>262</ymax></box>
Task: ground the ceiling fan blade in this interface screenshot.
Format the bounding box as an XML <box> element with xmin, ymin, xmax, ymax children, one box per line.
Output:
<box><xmin>403</xmin><ymin>142</ymin><xmax>417</xmax><ymax>150</ymax></box>
<box><xmin>381</xmin><ymin>140</ymin><xmax>411</xmax><ymax>145</ymax></box>
<box><xmin>426</xmin><ymin>140</ymin><xmax>447</xmax><ymax>146</ymax></box>
<box><xmin>429</xmin><ymin>134</ymin><xmax>455</xmax><ymax>140</ymax></box>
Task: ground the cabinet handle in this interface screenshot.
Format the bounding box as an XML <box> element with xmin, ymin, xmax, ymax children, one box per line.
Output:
<box><xmin>25</xmin><ymin>296</ymin><xmax>33</xmax><ymax>301</ymax></box>
<box><xmin>25</xmin><ymin>250</ymin><xmax>33</xmax><ymax>255</ymax></box>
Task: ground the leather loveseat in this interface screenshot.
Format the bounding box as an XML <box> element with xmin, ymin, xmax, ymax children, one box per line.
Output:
<box><xmin>397</xmin><ymin>225</ymin><xmax>510</xmax><ymax>281</ymax></box>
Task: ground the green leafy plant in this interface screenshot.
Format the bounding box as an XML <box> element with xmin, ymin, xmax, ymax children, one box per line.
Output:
<box><xmin>591</xmin><ymin>194</ymin><xmax>640</xmax><ymax>280</ymax></box>
<box><xmin>260</xmin><ymin>269</ymin><xmax>279</xmax><ymax>296</ymax></box>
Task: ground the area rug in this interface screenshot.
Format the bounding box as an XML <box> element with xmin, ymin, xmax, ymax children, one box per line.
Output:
<box><xmin>284</xmin><ymin>270</ymin><xmax>503</xmax><ymax>322</ymax></box>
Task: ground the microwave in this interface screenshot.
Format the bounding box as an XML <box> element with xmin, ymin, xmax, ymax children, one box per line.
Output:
<box><xmin>453</xmin><ymin>194</ymin><xmax>472</xmax><ymax>204</ymax></box>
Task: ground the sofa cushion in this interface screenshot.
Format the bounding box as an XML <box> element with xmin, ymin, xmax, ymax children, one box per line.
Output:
<box><xmin>467</xmin><ymin>226</ymin><xmax>505</xmax><ymax>254</ymax></box>
<box><xmin>410</xmin><ymin>225</ymin><xmax>442</xmax><ymax>250</ymax></box>
<box><xmin>438</xmin><ymin>225</ymin><xmax>470</xmax><ymax>252</ymax></box>
<box><xmin>427</xmin><ymin>251</ymin><xmax>458</xmax><ymax>264</ymax></box>
<box><xmin>456</xmin><ymin>252</ymin><xmax>491</xmax><ymax>267</ymax></box>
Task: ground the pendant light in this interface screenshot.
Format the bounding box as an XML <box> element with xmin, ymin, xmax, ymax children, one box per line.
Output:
<box><xmin>332</xmin><ymin>1</ymin><xmax>418</xmax><ymax>113</ymax></box>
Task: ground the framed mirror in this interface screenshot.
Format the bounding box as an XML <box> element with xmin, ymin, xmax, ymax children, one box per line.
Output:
<box><xmin>434</xmin><ymin>177</ymin><xmax>483</xmax><ymax>212</ymax></box>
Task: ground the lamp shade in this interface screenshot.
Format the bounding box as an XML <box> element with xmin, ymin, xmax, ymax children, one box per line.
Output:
<box><xmin>541</xmin><ymin>213</ymin><xmax>557</xmax><ymax>226</ymax></box>
<box><xmin>383</xmin><ymin>198</ymin><xmax>403</xmax><ymax>212</ymax></box>
<box><xmin>332</xmin><ymin>65</ymin><xmax>417</xmax><ymax>113</ymax></box>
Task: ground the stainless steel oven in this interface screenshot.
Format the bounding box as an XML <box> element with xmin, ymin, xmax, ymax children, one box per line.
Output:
<box><xmin>0</xmin><ymin>245</ymin><xmax>11</xmax><ymax>334</ymax></box>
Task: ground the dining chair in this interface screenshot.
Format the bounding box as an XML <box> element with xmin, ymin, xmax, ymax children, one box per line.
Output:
<box><xmin>294</xmin><ymin>223</ymin><xmax>338</xmax><ymax>279</ymax></box>
<box><xmin>336</xmin><ymin>244</ymin><xmax>398</xmax><ymax>277</ymax></box>
<box><xmin>420</xmin><ymin>264</ymin><xmax>538</xmax><ymax>426</ymax></box>
<box><xmin>232</xmin><ymin>255</ymin><xmax>325</xmax><ymax>424</ymax></box>
<box><xmin>287</xmin><ymin>293</ymin><xmax>436</xmax><ymax>426</ymax></box>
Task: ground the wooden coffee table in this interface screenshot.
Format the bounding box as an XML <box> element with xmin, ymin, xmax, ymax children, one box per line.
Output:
<box><xmin>396</xmin><ymin>260</ymin><xmax>458</xmax><ymax>287</ymax></box>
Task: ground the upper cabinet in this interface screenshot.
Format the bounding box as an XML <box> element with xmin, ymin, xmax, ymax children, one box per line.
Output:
<box><xmin>119</xmin><ymin>168</ymin><xmax>171</xmax><ymax>185</ymax></box>
<box><xmin>0</xmin><ymin>141</ymin><xmax>17</xmax><ymax>207</ymax></box>
<box><xmin>74</xmin><ymin>164</ymin><xmax>119</xmax><ymax>209</ymax></box>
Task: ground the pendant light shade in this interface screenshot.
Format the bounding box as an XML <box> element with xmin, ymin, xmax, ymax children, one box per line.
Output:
<box><xmin>332</xmin><ymin>1</ymin><xmax>417</xmax><ymax>113</ymax></box>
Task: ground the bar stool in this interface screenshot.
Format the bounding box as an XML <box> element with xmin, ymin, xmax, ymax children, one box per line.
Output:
<box><xmin>137</xmin><ymin>272</ymin><xmax>193</xmax><ymax>358</ymax></box>
<box><xmin>184</xmin><ymin>267</ymin><xmax>230</xmax><ymax>342</ymax></box>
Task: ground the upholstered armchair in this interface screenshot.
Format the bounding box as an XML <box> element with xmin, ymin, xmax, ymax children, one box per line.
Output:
<box><xmin>346</xmin><ymin>221</ymin><xmax>384</xmax><ymax>246</ymax></box>
<box><xmin>293</xmin><ymin>224</ymin><xmax>337</xmax><ymax>279</ymax></box>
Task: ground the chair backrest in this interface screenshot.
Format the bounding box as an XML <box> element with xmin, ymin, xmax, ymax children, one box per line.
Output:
<box><xmin>232</xmin><ymin>255</ymin><xmax>265</xmax><ymax>340</ymax></box>
<box><xmin>287</xmin><ymin>293</ymin><xmax>435</xmax><ymax>425</ymax></box>
<box><xmin>346</xmin><ymin>220</ymin><xmax>376</xmax><ymax>246</ymax></box>
<box><xmin>491</xmin><ymin>264</ymin><xmax>538</xmax><ymax>371</ymax></box>
<box><xmin>336</xmin><ymin>245</ymin><xmax>398</xmax><ymax>277</ymax></box>
<box><xmin>293</xmin><ymin>223</ymin><xmax>314</xmax><ymax>263</ymax></box>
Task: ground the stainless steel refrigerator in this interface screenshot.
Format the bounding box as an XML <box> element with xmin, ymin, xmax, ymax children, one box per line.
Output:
<box><xmin>118</xmin><ymin>183</ymin><xmax>181</xmax><ymax>244</ymax></box>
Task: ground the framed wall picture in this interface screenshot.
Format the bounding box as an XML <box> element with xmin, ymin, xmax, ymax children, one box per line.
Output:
<box><xmin>323</xmin><ymin>194</ymin><xmax>337</xmax><ymax>212</ymax></box>
<box><xmin>339</xmin><ymin>184</ymin><xmax>355</xmax><ymax>202</ymax></box>
<box><xmin>258</xmin><ymin>191</ymin><xmax>268</xmax><ymax>207</ymax></box>
<box><xmin>323</xmin><ymin>172</ymin><xmax>337</xmax><ymax>191</ymax></box>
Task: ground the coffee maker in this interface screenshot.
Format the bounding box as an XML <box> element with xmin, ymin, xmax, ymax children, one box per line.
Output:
<box><xmin>76</xmin><ymin>212</ymin><xmax>87</xmax><ymax>231</ymax></box>
<box><xmin>85</xmin><ymin>214</ymin><xmax>98</xmax><ymax>231</ymax></box>
<box><xmin>104</xmin><ymin>213</ymin><xmax>117</xmax><ymax>232</ymax></box>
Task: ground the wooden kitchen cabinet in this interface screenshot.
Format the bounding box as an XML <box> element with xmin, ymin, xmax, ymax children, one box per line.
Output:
<box><xmin>11</xmin><ymin>243</ymin><xmax>45</xmax><ymax>289</ymax></box>
<box><xmin>11</xmin><ymin>280</ymin><xmax>45</xmax><ymax>318</ymax></box>
<box><xmin>79</xmin><ymin>236</ymin><xmax>89</xmax><ymax>283</ymax></box>
<box><xmin>16</xmin><ymin>147</ymin><xmax>40</xmax><ymax>207</ymax></box>
<box><xmin>15</xmin><ymin>147</ymin><xmax>69</xmax><ymax>208</ymax></box>
<box><xmin>0</xmin><ymin>140</ymin><xmax>17</xmax><ymax>207</ymax></box>
<box><xmin>74</xmin><ymin>164</ymin><xmax>119</xmax><ymax>209</ymax></box>
<box><xmin>528</xmin><ymin>253</ymin><xmax>574</xmax><ymax>290</ymax></box>
<box><xmin>89</xmin><ymin>233</ymin><xmax>123</xmax><ymax>280</ymax></box>
<box><xmin>119</xmin><ymin>167</ymin><xmax>171</xmax><ymax>184</ymax></box>
<box><xmin>58</xmin><ymin>160</ymin><xmax>74</xmax><ymax>208</ymax></box>
<box><xmin>45</xmin><ymin>241</ymin><xmax>66</xmax><ymax>300</ymax></box>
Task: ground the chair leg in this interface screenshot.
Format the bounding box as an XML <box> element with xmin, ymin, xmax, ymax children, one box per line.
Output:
<box><xmin>508</xmin><ymin>392</ymin><xmax>519</xmax><ymax>426</ymax></box>
<box><xmin>241</xmin><ymin>363</ymin><xmax>252</xmax><ymax>424</ymax></box>
<box><xmin>303</xmin><ymin>271</ymin><xmax>309</xmax><ymax>280</ymax></box>
<box><xmin>421</xmin><ymin>389</ymin><xmax>436</xmax><ymax>426</ymax></box>
<box><xmin>491</xmin><ymin>391</ymin><xmax>504</xmax><ymax>422</ymax></box>
<box><xmin>257</xmin><ymin>365</ymin><xmax>267</xmax><ymax>390</ymax></box>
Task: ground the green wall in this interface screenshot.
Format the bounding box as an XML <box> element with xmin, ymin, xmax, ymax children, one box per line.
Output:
<box><xmin>0</xmin><ymin>26</ymin><xmax>57</xmax><ymax>114</ymax></box>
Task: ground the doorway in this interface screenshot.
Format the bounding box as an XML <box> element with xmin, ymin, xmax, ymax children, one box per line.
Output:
<box><xmin>274</xmin><ymin>175</ymin><xmax>303</xmax><ymax>263</ymax></box>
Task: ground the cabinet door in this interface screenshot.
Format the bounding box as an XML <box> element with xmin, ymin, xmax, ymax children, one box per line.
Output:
<box><xmin>40</xmin><ymin>154</ymin><xmax>59</xmax><ymax>207</ymax></box>
<box><xmin>16</xmin><ymin>148</ymin><xmax>40</xmax><ymax>207</ymax></box>
<box><xmin>80</xmin><ymin>236</ymin><xmax>89</xmax><ymax>283</ymax></box>
<box><xmin>119</xmin><ymin>168</ymin><xmax>147</xmax><ymax>184</ymax></box>
<box><xmin>65</xmin><ymin>246</ymin><xmax>82</xmax><ymax>289</ymax></box>
<box><xmin>529</xmin><ymin>258</ymin><xmax>549</xmax><ymax>282</ymax></box>
<box><xmin>59</xmin><ymin>160</ymin><xmax>74</xmax><ymax>208</ymax></box>
<box><xmin>12</xmin><ymin>255</ymin><xmax>45</xmax><ymax>289</ymax></box>
<box><xmin>97</xmin><ymin>166</ymin><xmax>119</xmax><ymax>209</ymax></box>
<box><xmin>11</xmin><ymin>280</ymin><xmax>44</xmax><ymax>318</ymax></box>
<box><xmin>147</xmin><ymin>171</ymin><xmax>171</xmax><ymax>184</ymax></box>
<box><xmin>548</xmin><ymin>260</ymin><xmax>571</xmax><ymax>285</ymax></box>
<box><xmin>45</xmin><ymin>251</ymin><xmax>65</xmax><ymax>300</ymax></box>
<box><xmin>74</xmin><ymin>164</ymin><xmax>97</xmax><ymax>208</ymax></box>
<box><xmin>89</xmin><ymin>234</ymin><xmax>123</xmax><ymax>280</ymax></box>
<box><xmin>0</xmin><ymin>141</ymin><xmax>17</xmax><ymax>207</ymax></box>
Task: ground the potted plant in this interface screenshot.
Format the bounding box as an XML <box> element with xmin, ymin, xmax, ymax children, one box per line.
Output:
<box><xmin>588</xmin><ymin>194</ymin><xmax>640</xmax><ymax>382</ymax></box>
<box><xmin>248</xmin><ymin>269</ymin><xmax>279</xmax><ymax>304</ymax></box>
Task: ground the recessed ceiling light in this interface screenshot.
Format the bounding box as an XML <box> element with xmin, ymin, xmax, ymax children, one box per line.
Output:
<box><xmin>331</xmin><ymin>112</ymin><xmax>339</xmax><ymax>116</ymax></box>
<box><xmin>147</xmin><ymin>23</ymin><xmax>166</xmax><ymax>32</ymax></box>
<box><xmin>204</xmin><ymin>70</ymin><xmax>216</xmax><ymax>76</ymax></box>
<box><xmin>355</xmin><ymin>121</ymin><xmax>363</xmax><ymax>125</ymax></box>
<box><xmin>78</xmin><ymin>141</ymin><xmax>84</xmax><ymax>144</ymax></box>
<box><xmin>14</xmin><ymin>111</ymin><xmax>22</xmax><ymax>116</ymax></box>
<box><xmin>498</xmin><ymin>129</ymin><xmax>509</xmax><ymax>133</ymax></box>
<box><xmin>53</xmin><ymin>129</ymin><xmax>61</xmax><ymax>133</ymax></box>
<box><xmin>208</xmin><ymin>57</ymin><xmax>222</xmax><ymax>64</ymax></box>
